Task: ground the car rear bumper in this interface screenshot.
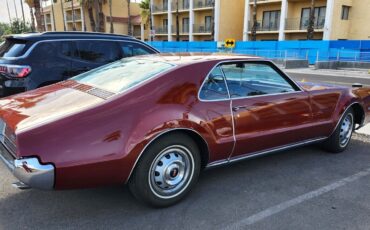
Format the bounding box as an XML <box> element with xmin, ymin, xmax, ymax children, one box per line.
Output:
<box><xmin>0</xmin><ymin>143</ymin><xmax>55</xmax><ymax>190</ymax></box>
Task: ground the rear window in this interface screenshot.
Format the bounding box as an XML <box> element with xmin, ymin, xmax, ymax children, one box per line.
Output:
<box><xmin>0</xmin><ymin>39</ymin><xmax>28</xmax><ymax>57</ymax></box>
<box><xmin>73</xmin><ymin>58</ymin><xmax>174</xmax><ymax>93</ymax></box>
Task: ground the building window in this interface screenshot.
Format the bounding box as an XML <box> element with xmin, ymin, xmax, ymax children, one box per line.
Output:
<box><xmin>262</xmin><ymin>10</ymin><xmax>280</xmax><ymax>31</ymax></box>
<box><xmin>300</xmin><ymin>7</ymin><xmax>326</xmax><ymax>30</ymax></box>
<box><xmin>182</xmin><ymin>18</ymin><xmax>189</xmax><ymax>33</ymax></box>
<box><xmin>205</xmin><ymin>16</ymin><xmax>212</xmax><ymax>32</ymax></box>
<box><xmin>341</xmin><ymin>6</ymin><xmax>350</xmax><ymax>20</ymax></box>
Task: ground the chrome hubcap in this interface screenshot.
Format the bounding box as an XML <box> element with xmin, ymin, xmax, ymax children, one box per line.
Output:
<box><xmin>149</xmin><ymin>145</ymin><xmax>194</xmax><ymax>199</ymax></box>
<box><xmin>339</xmin><ymin>113</ymin><xmax>353</xmax><ymax>147</ymax></box>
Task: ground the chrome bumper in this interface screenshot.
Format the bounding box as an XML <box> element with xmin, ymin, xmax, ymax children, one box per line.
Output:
<box><xmin>0</xmin><ymin>144</ymin><xmax>54</xmax><ymax>190</ymax></box>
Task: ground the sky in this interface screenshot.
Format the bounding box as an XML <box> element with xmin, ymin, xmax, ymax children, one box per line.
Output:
<box><xmin>0</xmin><ymin>0</ymin><xmax>31</xmax><ymax>23</ymax></box>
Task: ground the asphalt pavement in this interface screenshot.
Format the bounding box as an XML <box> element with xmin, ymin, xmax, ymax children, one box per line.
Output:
<box><xmin>0</xmin><ymin>133</ymin><xmax>370</xmax><ymax>230</ymax></box>
<box><xmin>1</xmin><ymin>68</ymin><xmax>370</xmax><ymax>230</ymax></box>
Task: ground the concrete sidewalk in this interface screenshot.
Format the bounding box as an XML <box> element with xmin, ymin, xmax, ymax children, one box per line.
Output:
<box><xmin>285</xmin><ymin>67</ymin><xmax>370</xmax><ymax>79</ymax></box>
<box><xmin>357</xmin><ymin>124</ymin><xmax>370</xmax><ymax>136</ymax></box>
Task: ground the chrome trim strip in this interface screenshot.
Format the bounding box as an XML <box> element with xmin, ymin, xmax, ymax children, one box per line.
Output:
<box><xmin>3</xmin><ymin>39</ymin><xmax>159</xmax><ymax>60</ymax></box>
<box><xmin>197</xmin><ymin>59</ymin><xmax>304</xmax><ymax>102</ymax></box>
<box><xmin>125</xmin><ymin>128</ymin><xmax>210</xmax><ymax>183</ymax></box>
<box><xmin>206</xmin><ymin>137</ymin><xmax>327</xmax><ymax>168</ymax></box>
<box><xmin>329</xmin><ymin>102</ymin><xmax>366</xmax><ymax>137</ymax></box>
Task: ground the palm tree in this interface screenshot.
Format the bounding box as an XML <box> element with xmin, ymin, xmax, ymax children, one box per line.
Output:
<box><xmin>139</xmin><ymin>0</ymin><xmax>152</xmax><ymax>41</ymax></box>
<box><xmin>251</xmin><ymin>0</ymin><xmax>257</xmax><ymax>41</ymax></box>
<box><xmin>127</xmin><ymin>0</ymin><xmax>132</xmax><ymax>35</ymax></box>
<box><xmin>109</xmin><ymin>0</ymin><xmax>114</xmax><ymax>33</ymax></box>
<box><xmin>176</xmin><ymin>0</ymin><xmax>180</xmax><ymax>41</ymax></box>
<box><xmin>71</xmin><ymin>0</ymin><xmax>76</xmax><ymax>31</ymax></box>
<box><xmin>30</xmin><ymin>7</ymin><xmax>36</xmax><ymax>32</ymax></box>
<box><xmin>307</xmin><ymin>0</ymin><xmax>315</xmax><ymax>40</ymax></box>
<box><xmin>25</xmin><ymin>0</ymin><xmax>43</xmax><ymax>32</ymax></box>
<box><xmin>20</xmin><ymin>0</ymin><xmax>26</xmax><ymax>29</ymax></box>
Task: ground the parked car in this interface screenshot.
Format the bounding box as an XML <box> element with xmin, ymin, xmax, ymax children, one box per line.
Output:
<box><xmin>0</xmin><ymin>32</ymin><xmax>159</xmax><ymax>97</ymax></box>
<box><xmin>0</xmin><ymin>54</ymin><xmax>369</xmax><ymax>207</ymax></box>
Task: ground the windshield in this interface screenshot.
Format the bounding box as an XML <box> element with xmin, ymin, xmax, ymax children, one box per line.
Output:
<box><xmin>0</xmin><ymin>39</ymin><xmax>28</xmax><ymax>57</ymax></box>
<box><xmin>73</xmin><ymin>58</ymin><xmax>175</xmax><ymax>93</ymax></box>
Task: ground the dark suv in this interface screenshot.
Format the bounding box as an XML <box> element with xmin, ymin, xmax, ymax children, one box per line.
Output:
<box><xmin>0</xmin><ymin>32</ymin><xmax>159</xmax><ymax>97</ymax></box>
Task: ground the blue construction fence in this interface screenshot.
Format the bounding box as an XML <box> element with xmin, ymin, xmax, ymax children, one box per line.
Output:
<box><xmin>147</xmin><ymin>40</ymin><xmax>370</xmax><ymax>65</ymax></box>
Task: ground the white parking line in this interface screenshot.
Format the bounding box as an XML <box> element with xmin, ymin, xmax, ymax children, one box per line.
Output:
<box><xmin>225</xmin><ymin>167</ymin><xmax>370</xmax><ymax>230</ymax></box>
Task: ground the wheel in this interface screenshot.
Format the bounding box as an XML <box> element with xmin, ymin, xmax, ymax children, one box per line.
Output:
<box><xmin>322</xmin><ymin>108</ymin><xmax>354</xmax><ymax>153</ymax></box>
<box><xmin>128</xmin><ymin>133</ymin><xmax>201</xmax><ymax>207</ymax></box>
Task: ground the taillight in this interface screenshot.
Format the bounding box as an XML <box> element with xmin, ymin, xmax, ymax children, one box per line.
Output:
<box><xmin>0</xmin><ymin>65</ymin><xmax>32</xmax><ymax>78</ymax></box>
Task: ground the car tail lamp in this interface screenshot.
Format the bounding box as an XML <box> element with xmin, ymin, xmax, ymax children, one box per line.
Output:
<box><xmin>0</xmin><ymin>65</ymin><xmax>32</xmax><ymax>78</ymax></box>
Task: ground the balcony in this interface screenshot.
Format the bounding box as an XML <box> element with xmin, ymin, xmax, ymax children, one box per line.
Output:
<box><xmin>249</xmin><ymin>20</ymin><xmax>280</xmax><ymax>32</ymax></box>
<box><xmin>193</xmin><ymin>0</ymin><xmax>213</xmax><ymax>9</ymax></box>
<box><xmin>249</xmin><ymin>0</ymin><xmax>282</xmax><ymax>4</ymax></box>
<box><xmin>285</xmin><ymin>17</ymin><xmax>325</xmax><ymax>31</ymax></box>
<box><xmin>172</xmin><ymin>0</ymin><xmax>190</xmax><ymax>11</ymax></box>
<box><xmin>66</xmin><ymin>13</ymin><xmax>82</xmax><ymax>22</ymax></box>
<box><xmin>155</xmin><ymin>26</ymin><xmax>169</xmax><ymax>35</ymax></box>
<box><xmin>153</xmin><ymin>5</ymin><xmax>168</xmax><ymax>13</ymax></box>
<box><xmin>193</xmin><ymin>24</ymin><xmax>212</xmax><ymax>34</ymax></box>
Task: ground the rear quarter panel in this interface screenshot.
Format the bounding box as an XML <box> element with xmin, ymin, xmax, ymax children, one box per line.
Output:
<box><xmin>16</xmin><ymin>61</ymin><xmax>232</xmax><ymax>189</ymax></box>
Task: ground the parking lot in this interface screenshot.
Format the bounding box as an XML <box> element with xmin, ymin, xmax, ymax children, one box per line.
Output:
<box><xmin>0</xmin><ymin>133</ymin><xmax>369</xmax><ymax>230</ymax></box>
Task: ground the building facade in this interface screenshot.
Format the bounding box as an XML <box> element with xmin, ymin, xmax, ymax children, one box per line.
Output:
<box><xmin>151</xmin><ymin>0</ymin><xmax>245</xmax><ymax>41</ymax></box>
<box><xmin>40</xmin><ymin>0</ymin><xmax>147</xmax><ymax>40</ymax></box>
<box><xmin>243</xmin><ymin>0</ymin><xmax>370</xmax><ymax>41</ymax></box>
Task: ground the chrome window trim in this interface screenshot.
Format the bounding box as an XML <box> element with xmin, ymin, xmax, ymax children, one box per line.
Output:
<box><xmin>125</xmin><ymin>128</ymin><xmax>210</xmax><ymax>183</ymax></box>
<box><xmin>2</xmin><ymin>39</ymin><xmax>159</xmax><ymax>60</ymax></box>
<box><xmin>198</xmin><ymin>59</ymin><xmax>304</xmax><ymax>102</ymax></box>
<box><xmin>206</xmin><ymin>136</ymin><xmax>327</xmax><ymax>168</ymax></box>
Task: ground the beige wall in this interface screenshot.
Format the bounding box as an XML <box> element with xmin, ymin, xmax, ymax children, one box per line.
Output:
<box><xmin>347</xmin><ymin>0</ymin><xmax>370</xmax><ymax>39</ymax></box>
<box><xmin>218</xmin><ymin>0</ymin><xmax>244</xmax><ymax>41</ymax></box>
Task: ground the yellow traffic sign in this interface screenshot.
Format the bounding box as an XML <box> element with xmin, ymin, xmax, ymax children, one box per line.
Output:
<box><xmin>225</xmin><ymin>38</ymin><xmax>236</xmax><ymax>48</ymax></box>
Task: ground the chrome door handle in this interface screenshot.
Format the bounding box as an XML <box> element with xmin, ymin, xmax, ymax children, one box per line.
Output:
<box><xmin>232</xmin><ymin>106</ymin><xmax>248</xmax><ymax>112</ymax></box>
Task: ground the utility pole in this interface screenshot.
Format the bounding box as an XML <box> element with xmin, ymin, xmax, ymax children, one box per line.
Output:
<box><xmin>251</xmin><ymin>0</ymin><xmax>257</xmax><ymax>41</ymax></box>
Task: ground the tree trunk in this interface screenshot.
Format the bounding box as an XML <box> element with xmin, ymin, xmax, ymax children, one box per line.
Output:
<box><xmin>34</xmin><ymin>0</ymin><xmax>43</xmax><ymax>32</ymax></box>
<box><xmin>88</xmin><ymin>6</ymin><xmax>96</xmax><ymax>32</ymax></box>
<box><xmin>94</xmin><ymin>0</ymin><xmax>100</xmax><ymax>32</ymax></box>
<box><xmin>127</xmin><ymin>0</ymin><xmax>132</xmax><ymax>36</ymax></box>
<box><xmin>98</xmin><ymin>0</ymin><xmax>105</xmax><ymax>32</ymax></box>
<box><xmin>211</xmin><ymin>0</ymin><xmax>215</xmax><ymax>41</ymax></box>
<box><xmin>251</xmin><ymin>0</ymin><xmax>257</xmax><ymax>41</ymax></box>
<box><xmin>51</xmin><ymin>0</ymin><xmax>56</xmax><ymax>31</ymax></box>
<box><xmin>30</xmin><ymin>7</ymin><xmax>36</xmax><ymax>32</ymax></box>
<box><xmin>109</xmin><ymin>0</ymin><xmax>114</xmax><ymax>33</ymax></box>
<box><xmin>176</xmin><ymin>0</ymin><xmax>180</xmax><ymax>41</ymax></box>
<box><xmin>307</xmin><ymin>0</ymin><xmax>315</xmax><ymax>40</ymax></box>
<box><xmin>20</xmin><ymin>0</ymin><xmax>26</xmax><ymax>30</ymax></box>
<box><xmin>149</xmin><ymin>0</ymin><xmax>153</xmax><ymax>41</ymax></box>
<box><xmin>71</xmin><ymin>0</ymin><xmax>76</xmax><ymax>31</ymax></box>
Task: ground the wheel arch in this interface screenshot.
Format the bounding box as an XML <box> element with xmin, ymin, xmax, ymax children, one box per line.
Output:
<box><xmin>351</xmin><ymin>103</ymin><xmax>366</xmax><ymax>128</ymax></box>
<box><xmin>126</xmin><ymin>128</ymin><xmax>210</xmax><ymax>183</ymax></box>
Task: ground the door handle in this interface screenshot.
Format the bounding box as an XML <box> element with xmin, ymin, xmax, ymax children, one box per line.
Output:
<box><xmin>232</xmin><ymin>106</ymin><xmax>248</xmax><ymax>112</ymax></box>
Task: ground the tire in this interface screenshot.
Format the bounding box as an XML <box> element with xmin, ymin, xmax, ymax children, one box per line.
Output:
<box><xmin>322</xmin><ymin>108</ymin><xmax>355</xmax><ymax>153</ymax></box>
<box><xmin>128</xmin><ymin>133</ymin><xmax>201</xmax><ymax>207</ymax></box>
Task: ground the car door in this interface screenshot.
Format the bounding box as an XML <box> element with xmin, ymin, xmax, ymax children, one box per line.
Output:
<box><xmin>70</xmin><ymin>40</ymin><xmax>123</xmax><ymax>77</ymax></box>
<box><xmin>198</xmin><ymin>65</ymin><xmax>235</xmax><ymax>162</ymax></box>
<box><xmin>220</xmin><ymin>61</ymin><xmax>314</xmax><ymax>158</ymax></box>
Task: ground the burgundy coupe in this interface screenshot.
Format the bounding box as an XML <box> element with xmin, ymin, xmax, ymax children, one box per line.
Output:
<box><xmin>0</xmin><ymin>54</ymin><xmax>369</xmax><ymax>207</ymax></box>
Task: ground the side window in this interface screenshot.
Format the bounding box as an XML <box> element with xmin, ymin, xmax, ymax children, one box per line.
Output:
<box><xmin>59</xmin><ymin>41</ymin><xmax>78</xmax><ymax>58</ymax></box>
<box><xmin>221</xmin><ymin>62</ymin><xmax>297</xmax><ymax>98</ymax></box>
<box><xmin>75</xmin><ymin>41</ymin><xmax>122</xmax><ymax>63</ymax></box>
<box><xmin>199</xmin><ymin>66</ymin><xmax>229</xmax><ymax>101</ymax></box>
<box><xmin>120</xmin><ymin>42</ymin><xmax>154</xmax><ymax>57</ymax></box>
<box><xmin>30</xmin><ymin>42</ymin><xmax>58</xmax><ymax>60</ymax></box>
